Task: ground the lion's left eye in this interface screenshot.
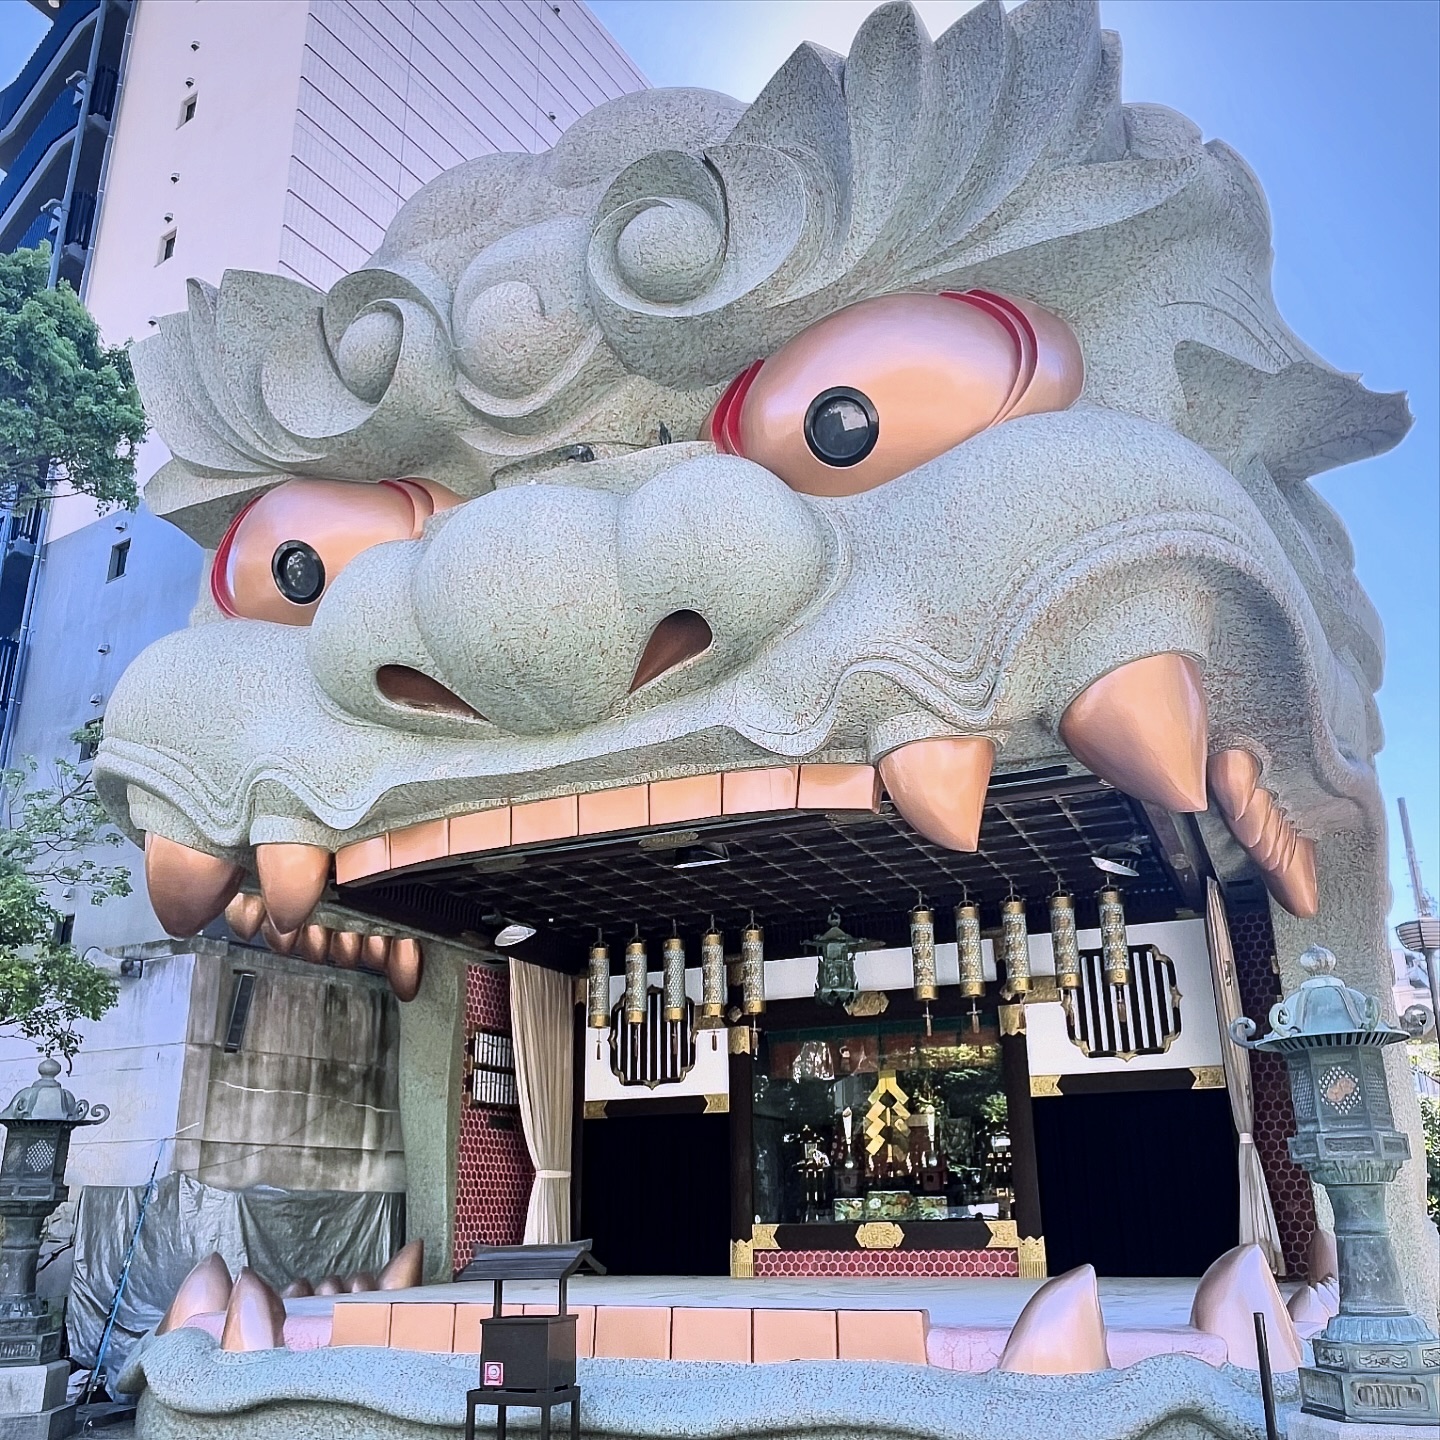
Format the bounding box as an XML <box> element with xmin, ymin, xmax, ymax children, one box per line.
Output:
<box><xmin>212</xmin><ymin>477</ymin><xmax>459</xmax><ymax>624</ymax></box>
<box><xmin>707</xmin><ymin>290</ymin><xmax>1083</xmax><ymax>497</ymax></box>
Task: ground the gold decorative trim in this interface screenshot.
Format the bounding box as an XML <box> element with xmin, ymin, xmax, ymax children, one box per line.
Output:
<box><xmin>750</xmin><ymin>1223</ymin><xmax>780</xmax><ymax>1251</ymax></box>
<box><xmin>998</xmin><ymin>1003</ymin><xmax>1027</xmax><ymax>1037</ymax></box>
<box><xmin>855</xmin><ymin>1221</ymin><xmax>905</xmax><ymax>1250</ymax></box>
<box><xmin>1028</xmin><ymin>981</ymin><xmax>1062</xmax><ymax>1005</ymax></box>
<box><xmin>703</xmin><ymin>1092</ymin><xmax>730</xmax><ymax>1114</ymax></box>
<box><xmin>1190</xmin><ymin>1065</ymin><xmax>1226</xmax><ymax>1090</ymax></box>
<box><xmin>583</xmin><ymin>1100</ymin><xmax>607</xmax><ymax>1120</ymax></box>
<box><xmin>983</xmin><ymin>1219</ymin><xmax>1019</xmax><ymax>1249</ymax></box>
<box><xmin>843</xmin><ymin>990</ymin><xmax>890</xmax><ymax>1017</ymax></box>
<box><xmin>730</xmin><ymin>1239</ymin><xmax>754</xmax><ymax>1278</ymax></box>
<box><xmin>1030</xmin><ymin>1074</ymin><xmax>1062</xmax><ymax>1098</ymax></box>
<box><xmin>1017</xmin><ymin>1235</ymin><xmax>1048</xmax><ymax>1279</ymax></box>
<box><xmin>728</xmin><ymin>1025</ymin><xmax>754</xmax><ymax>1056</ymax></box>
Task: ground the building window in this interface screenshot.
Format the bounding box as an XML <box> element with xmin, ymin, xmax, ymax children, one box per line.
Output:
<box><xmin>107</xmin><ymin>539</ymin><xmax>130</xmax><ymax>580</ymax></box>
<box><xmin>76</xmin><ymin>719</ymin><xmax>102</xmax><ymax>762</ymax></box>
<box><xmin>1064</xmin><ymin>944</ymin><xmax>1182</xmax><ymax>1060</ymax></box>
<box><xmin>223</xmin><ymin>971</ymin><xmax>257</xmax><ymax>1053</ymax></box>
<box><xmin>53</xmin><ymin>914</ymin><xmax>75</xmax><ymax>947</ymax></box>
<box><xmin>179</xmin><ymin>94</ymin><xmax>197</xmax><ymax>126</ymax></box>
<box><xmin>157</xmin><ymin>230</ymin><xmax>176</xmax><ymax>264</ymax></box>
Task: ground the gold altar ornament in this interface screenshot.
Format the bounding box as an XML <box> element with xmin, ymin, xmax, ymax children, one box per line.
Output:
<box><xmin>910</xmin><ymin>903</ymin><xmax>937</xmax><ymax>1003</ymax></box>
<box><xmin>955</xmin><ymin>901</ymin><xmax>985</xmax><ymax>997</ymax></box>
<box><xmin>1049</xmin><ymin>892</ymin><xmax>1081</xmax><ymax>990</ymax></box>
<box><xmin>662</xmin><ymin>931</ymin><xmax>686</xmax><ymax>1022</ymax></box>
<box><xmin>623</xmin><ymin>934</ymin><xmax>647</xmax><ymax>1025</ymax></box>
<box><xmin>855</xmin><ymin>1221</ymin><xmax>905</xmax><ymax>1250</ymax></box>
<box><xmin>741</xmin><ymin>920</ymin><xmax>766</xmax><ymax>1016</ymax></box>
<box><xmin>587</xmin><ymin>937</ymin><xmax>611</xmax><ymax>1029</ymax></box>
<box><xmin>1099</xmin><ymin>887</ymin><xmax>1130</xmax><ymax>987</ymax></box>
<box><xmin>1000</xmin><ymin>895</ymin><xmax>1032</xmax><ymax>997</ymax></box>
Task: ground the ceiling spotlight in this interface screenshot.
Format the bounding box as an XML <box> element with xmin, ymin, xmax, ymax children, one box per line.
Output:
<box><xmin>1092</xmin><ymin>854</ymin><xmax>1139</xmax><ymax>878</ymax></box>
<box><xmin>494</xmin><ymin>922</ymin><xmax>537</xmax><ymax>947</ymax></box>
<box><xmin>482</xmin><ymin>911</ymin><xmax>537</xmax><ymax>947</ymax></box>
<box><xmin>670</xmin><ymin>842</ymin><xmax>729</xmax><ymax>870</ymax></box>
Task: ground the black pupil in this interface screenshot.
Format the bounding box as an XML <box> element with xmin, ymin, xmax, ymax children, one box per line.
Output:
<box><xmin>272</xmin><ymin>542</ymin><xmax>325</xmax><ymax>604</ymax></box>
<box><xmin>805</xmin><ymin>387</ymin><xmax>878</xmax><ymax>467</ymax></box>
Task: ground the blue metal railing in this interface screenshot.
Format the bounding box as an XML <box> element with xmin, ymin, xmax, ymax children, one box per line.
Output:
<box><xmin>0</xmin><ymin>0</ymin><xmax>98</xmax><ymax>135</ymax></box>
<box><xmin>0</xmin><ymin>90</ymin><xmax>79</xmax><ymax>240</ymax></box>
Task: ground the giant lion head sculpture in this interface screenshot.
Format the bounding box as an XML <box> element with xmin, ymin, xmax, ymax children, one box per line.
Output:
<box><xmin>98</xmin><ymin>0</ymin><xmax>1408</xmax><ymax>984</ymax></box>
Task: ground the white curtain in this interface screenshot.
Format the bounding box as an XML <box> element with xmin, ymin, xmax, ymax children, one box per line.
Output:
<box><xmin>508</xmin><ymin>957</ymin><xmax>574</xmax><ymax>1245</ymax></box>
<box><xmin>1205</xmin><ymin>878</ymin><xmax>1286</xmax><ymax>1275</ymax></box>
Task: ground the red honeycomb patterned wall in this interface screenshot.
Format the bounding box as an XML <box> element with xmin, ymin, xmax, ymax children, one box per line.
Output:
<box><xmin>754</xmin><ymin>1248</ymin><xmax>1018</xmax><ymax>1277</ymax></box>
<box><xmin>1226</xmin><ymin>898</ymin><xmax>1317</xmax><ymax>1276</ymax></box>
<box><xmin>453</xmin><ymin>963</ymin><xmax>534</xmax><ymax>1270</ymax></box>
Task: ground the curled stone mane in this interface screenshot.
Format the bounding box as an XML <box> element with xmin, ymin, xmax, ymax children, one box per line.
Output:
<box><xmin>134</xmin><ymin>0</ymin><xmax>1407</xmax><ymax>551</ymax></box>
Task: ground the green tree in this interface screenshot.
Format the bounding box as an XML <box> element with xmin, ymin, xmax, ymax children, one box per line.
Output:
<box><xmin>0</xmin><ymin>724</ymin><xmax>130</xmax><ymax>1060</ymax></box>
<box><xmin>0</xmin><ymin>245</ymin><xmax>145</xmax><ymax>512</ymax></box>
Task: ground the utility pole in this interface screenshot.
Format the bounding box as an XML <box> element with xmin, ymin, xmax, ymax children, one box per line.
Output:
<box><xmin>1394</xmin><ymin>798</ymin><xmax>1440</xmax><ymax>1037</ymax></box>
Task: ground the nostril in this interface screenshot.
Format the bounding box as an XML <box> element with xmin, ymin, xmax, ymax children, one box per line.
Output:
<box><xmin>630</xmin><ymin>610</ymin><xmax>713</xmax><ymax>692</ymax></box>
<box><xmin>376</xmin><ymin>665</ymin><xmax>485</xmax><ymax>719</ymax></box>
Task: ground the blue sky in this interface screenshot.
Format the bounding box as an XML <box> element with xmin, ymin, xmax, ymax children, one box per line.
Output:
<box><xmin>2</xmin><ymin>0</ymin><xmax>1436</xmax><ymax>930</ymax></box>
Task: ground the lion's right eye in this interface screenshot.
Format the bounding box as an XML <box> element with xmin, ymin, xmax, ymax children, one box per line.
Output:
<box><xmin>212</xmin><ymin>478</ymin><xmax>459</xmax><ymax>625</ymax></box>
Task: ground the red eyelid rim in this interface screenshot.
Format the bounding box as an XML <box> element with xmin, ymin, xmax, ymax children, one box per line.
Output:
<box><xmin>941</xmin><ymin>289</ymin><xmax>1039</xmax><ymax>423</ymax></box>
<box><xmin>210</xmin><ymin>491</ymin><xmax>263</xmax><ymax>618</ymax></box>
<box><xmin>707</xmin><ymin>359</ymin><xmax>764</xmax><ymax>456</ymax></box>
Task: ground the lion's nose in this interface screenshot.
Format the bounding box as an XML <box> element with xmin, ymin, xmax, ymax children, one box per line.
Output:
<box><xmin>407</xmin><ymin>453</ymin><xmax>827</xmax><ymax>734</ymax></box>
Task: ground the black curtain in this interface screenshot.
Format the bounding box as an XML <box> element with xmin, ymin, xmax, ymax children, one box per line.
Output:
<box><xmin>580</xmin><ymin>1115</ymin><xmax>730</xmax><ymax>1275</ymax></box>
<box><xmin>1032</xmin><ymin>1088</ymin><xmax>1239</xmax><ymax>1277</ymax></box>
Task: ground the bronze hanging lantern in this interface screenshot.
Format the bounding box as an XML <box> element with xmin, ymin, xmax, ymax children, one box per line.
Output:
<box><xmin>623</xmin><ymin>933</ymin><xmax>647</xmax><ymax>1025</ymax></box>
<box><xmin>1049</xmin><ymin>892</ymin><xmax>1082</xmax><ymax>990</ymax></box>
<box><xmin>955</xmin><ymin>901</ymin><xmax>985</xmax><ymax>998</ymax></box>
<box><xmin>910</xmin><ymin>902</ymin><xmax>938</xmax><ymax>1003</ymax></box>
<box><xmin>911</xmin><ymin>899</ymin><xmax>937</xmax><ymax>1034</ymax></box>
<box><xmin>1000</xmin><ymin>895</ymin><xmax>1032</xmax><ymax>998</ymax></box>
<box><xmin>741</xmin><ymin>919</ymin><xmax>766</xmax><ymax>1016</ymax></box>
<box><xmin>1099</xmin><ymin>887</ymin><xmax>1131</xmax><ymax>987</ymax></box>
<box><xmin>586</xmin><ymin>936</ymin><xmax>611</xmax><ymax>1030</ymax></box>
<box><xmin>698</xmin><ymin>923</ymin><xmax>726</xmax><ymax>1028</ymax></box>
<box><xmin>662</xmin><ymin>932</ymin><xmax>686</xmax><ymax>1023</ymax></box>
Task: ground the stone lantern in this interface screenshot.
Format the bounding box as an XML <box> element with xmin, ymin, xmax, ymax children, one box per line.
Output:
<box><xmin>0</xmin><ymin>1058</ymin><xmax>108</xmax><ymax>1368</ymax></box>
<box><xmin>1231</xmin><ymin>945</ymin><xmax>1438</xmax><ymax>1431</ymax></box>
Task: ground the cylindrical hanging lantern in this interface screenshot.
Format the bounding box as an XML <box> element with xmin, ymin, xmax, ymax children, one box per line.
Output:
<box><xmin>956</xmin><ymin>902</ymin><xmax>985</xmax><ymax>998</ymax></box>
<box><xmin>910</xmin><ymin>903</ymin><xmax>937</xmax><ymax>1002</ymax></box>
<box><xmin>699</xmin><ymin>925</ymin><xmax>726</xmax><ymax>1025</ymax></box>
<box><xmin>1099</xmin><ymin>887</ymin><xmax>1130</xmax><ymax>987</ymax></box>
<box><xmin>662</xmin><ymin>934</ymin><xmax>686</xmax><ymax>1022</ymax></box>
<box><xmin>624</xmin><ymin>935</ymin><xmax>648</xmax><ymax>1025</ymax></box>
<box><xmin>1049</xmin><ymin>893</ymin><xmax>1082</xmax><ymax>991</ymax></box>
<box><xmin>587</xmin><ymin>938</ymin><xmax>611</xmax><ymax>1029</ymax></box>
<box><xmin>1000</xmin><ymin>896</ymin><xmax>1032</xmax><ymax>996</ymax></box>
<box><xmin>741</xmin><ymin>921</ymin><xmax>766</xmax><ymax>1016</ymax></box>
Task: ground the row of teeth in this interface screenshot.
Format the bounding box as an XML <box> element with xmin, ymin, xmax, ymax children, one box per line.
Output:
<box><xmin>141</xmin><ymin>653</ymin><xmax>1319</xmax><ymax>979</ymax></box>
<box><xmin>157</xmin><ymin>1244</ymin><xmax>425</xmax><ymax>1350</ymax></box>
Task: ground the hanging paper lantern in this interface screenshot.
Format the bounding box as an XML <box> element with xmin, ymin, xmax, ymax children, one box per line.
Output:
<box><xmin>1000</xmin><ymin>896</ymin><xmax>1032</xmax><ymax>996</ymax></box>
<box><xmin>699</xmin><ymin>925</ymin><xmax>726</xmax><ymax>1026</ymax></box>
<box><xmin>1099</xmin><ymin>887</ymin><xmax>1130</xmax><ymax>987</ymax></box>
<box><xmin>662</xmin><ymin>934</ymin><xmax>686</xmax><ymax>1022</ymax></box>
<box><xmin>1049</xmin><ymin>892</ymin><xmax>1082</xmax><ymax>991</ymax></box>
<box><xmin>587</xmin><ymin>938</ymin><xmax>611</xmax><ymax>1030</ymax></box>
<box><xmin>910</xmin><ymin>903</ymin><xmax>937</xmax><ymax>1002</ymax></box>
<box><xmin>741</xmin><ymin>921</ymin><xmax>766</xmax><ymax>1016</ymax></box>
<box><xmin>624</xmin><ymin>935</ymin><xmax>648</xmax><ymax>1025</ymax></box>
<box><xmin>955</xmin><ymin>902</ymin><xmax>985</xmax><ymax>998</ymax></box>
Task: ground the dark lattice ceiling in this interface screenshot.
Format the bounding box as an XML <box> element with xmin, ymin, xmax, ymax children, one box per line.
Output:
<box><xmin>339</xmin><ymin>772</ymin><xmax>1194</xmax><ymax>968</ymax></box>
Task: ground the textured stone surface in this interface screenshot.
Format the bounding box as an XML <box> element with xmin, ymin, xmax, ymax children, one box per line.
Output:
<box><xmin>92</xmin><ymin>0</ymin><xmax>1432</xmax><ymax>1330</ymax></box>
<box><xmin>124</xmin><ymin>1327</ymin><xmax>1297</xmax><ymax>1440</ymax></box>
